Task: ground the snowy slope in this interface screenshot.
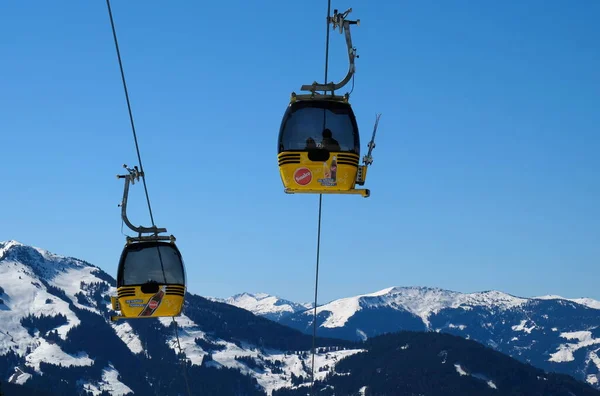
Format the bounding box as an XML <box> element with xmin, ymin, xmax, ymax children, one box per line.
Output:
<box><xmin>156</xmin><ymin>313</ymin><xmax>362</xmax><ymax>395</ymax></box>
<box><xmin>302</xmin><ymin>286</ymin><xmax>528</xmax><ymax>329</ymax></box>
<box><xmin>215</xmin><ymin>286</ymin><xmax>526</xmax><ymax>328</ymax></box>
<box><xmin>535</xmin><ymin>294</ymin><xmax>600</xmax><ymax>310</ymax></box>
<box><xmin>0</xmin><ymin>240</ymin><xmax>361</xmax><ymax>396</ymax></box>
<box><xmin>0</xmin><ymin>240</ymin><xmax>98</xmax><ymax>352</ymax></box>
<box><xmin>211</xmin><ymin>292</ymin><xmax>313</xmax><ymax>321</ymax></box>
<box><xmin>0</xmin><ymin>240</ymin><xmax>134</xmax><ymax>395</ymax></box>
<box><xmin>255</xmin><ymin>285</ymin><xmax>600</xmax><ymax>389</ymax></box>
<box><xmin>3</xmin><ymin>239</ymin><xmax>599</xmax><ymax>394</ymax></box>
<box><xmin>261</xmin><ymin>285</ymin><xmax>600</xmax><ymax>332</ymax></box>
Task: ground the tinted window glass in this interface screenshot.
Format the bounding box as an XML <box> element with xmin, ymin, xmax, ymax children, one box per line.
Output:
<box><xmin>120</xmin><ymin>244</ymin><xmax>185</xmax><ymax>286</ymax></box>
<box><xmin>279</xmin><ymin>102</ymin><xmax>359</xmax><ymax>153</ymax></box>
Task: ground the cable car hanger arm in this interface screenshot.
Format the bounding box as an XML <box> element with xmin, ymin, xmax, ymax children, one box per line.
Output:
<box><xmin>300</xmin><ymin>8</ymin><xmax>359</xmax><ymax>96</ymax></box>
<box><xmin>117</xmin><ymin>164</ymin><xmax>167</xmax><ymax>236</ymax></box>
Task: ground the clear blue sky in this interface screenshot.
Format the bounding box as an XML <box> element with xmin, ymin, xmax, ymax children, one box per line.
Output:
<box><xmin>1</xmin><ymin>0</ymin><xmax>598</xmax><ymax>305</ymax></box>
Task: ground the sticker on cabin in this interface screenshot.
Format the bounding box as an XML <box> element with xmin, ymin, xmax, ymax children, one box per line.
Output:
<box><xmin>294</xmin><ymin>167</ymin><xmax>312</xmax><ymax>185</ymax></box>
<box><xmin>318</xmin><ymin>158</ymin><xmax>337</xmax><ymax>186</ymax></box>
<box><xmin>125</xmin><ymin>299</ymin><xmax>145</xmax><ymax>307</ymax></box>
<box><xmin>138</xmin><ymin>287</ymin><xmax>166</xmax><ymax>316</ymax></box>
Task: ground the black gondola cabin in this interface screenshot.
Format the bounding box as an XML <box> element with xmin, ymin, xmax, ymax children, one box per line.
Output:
<box><xmin>111</xmin><ymin>240</ymin><xmax>186</xmax><ymax>318</ymax></box>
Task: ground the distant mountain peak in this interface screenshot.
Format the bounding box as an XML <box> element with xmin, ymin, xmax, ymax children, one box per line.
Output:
<box><xmin>214</xmin><ymin>292</ymin><xmax>313</xmax><ymax>321</ymax></box>
<box><xmin>1</xmin><ymin>239</ymin><xmax>22</xmax><ymax>246</ymax></box>
<box><xmin>304</xmin><ymin>286</ymin><xmax>529</xmax><ymax>330</ymax></box>
<box><xmin>230</xmin><ymin>292</ymin><xmax>271</xmax><ymax>300</ymax></box>
<box><xmin>534</xmin><ymin>294</ymin><xmax>600</xmax><ymax>310</ymax></box>
<box><xmin>0</xmin><ymin>239</ymin><xmax>24</xmax><ymax>256</ymax></box>
<box><xmin>0</xmin><ymin>240</ymin><xmax>100</xmax><ymax>284</ymax></box>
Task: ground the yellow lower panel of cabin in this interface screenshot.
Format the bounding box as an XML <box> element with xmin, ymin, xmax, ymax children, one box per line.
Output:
<box><xmin>114</xmin><ymin>284</ymin><xmax>185</xmax><ymax>318</ymax></box>
<box><xmin>278</xmin><ymin>152</ymin><xmax>359</xmax><ymax>193</ymax></box>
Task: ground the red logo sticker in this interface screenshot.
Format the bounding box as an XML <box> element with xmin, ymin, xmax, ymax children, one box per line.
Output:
<box><xmin>149</xmin><ymin>300</ymin><xmax>159</xmax><ymax>310</ymax></box>
<box><xmin>294</xmin><ymin>168</ymin><xmax>312</xmax><ymax>185</ymax></box>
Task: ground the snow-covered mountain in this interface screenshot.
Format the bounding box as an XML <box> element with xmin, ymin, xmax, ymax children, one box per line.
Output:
<box><xmin>535</xmin><ymin>294</ymin><xmax>600</xmax><ymax>310</ymax></box>
<box><xmin>0</xmin><ymin>240</ymin><xmax>134</xmax><ymax>394</ymax></box>
<box><xmin>301</xmin><ymin>286</ymin><xmax>533</xmax><ymax>329</ymax></box>
<box><xmin>210</xmin><ymin>293</ymin><xmax>312</xmax><ymax>321</ymax></box>
<box><xmin>272</xmin><ymin>331</ymin><xmax>600</xmax><ymax>396</ymax></box>
<box><xmin>232</xmin><ymin>285</ymin><xmax>600</xmax><ymax>389</ymax></box>
<box><xmin>2</xmin><ymin>240</ymin><xmax>599</xmax><ymax>394</ymax></box>
<box><xmin>0</xmin><ymin>240</ymin><xmax>361</xmax><ymax>396</ymax></box>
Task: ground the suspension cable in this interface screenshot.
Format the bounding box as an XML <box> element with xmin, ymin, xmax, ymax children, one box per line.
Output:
<box><xmin>105</xmin><ymin>2</ymin><xmax>191</xmax><ymax>395</ymax></box>
<box><xmin>105</xmin><ymin>0</ymin><xmax>156</xmax><ymax>229</ymax></box>
<box><xmin>172</xmin><ymin>317</ymin><xmax>193</xmax><ymax>396</ymax></box>
<box><xmin>106</xmin><ymin>0</ymin><xmax>169</xmax><ymax>284</ymax></box>
<box><xmin>310</xmin><ymin>0</ymin><xmax>332</xmax><ymax>391</ymax></box>
<box><xmin>310</xmin><ymin>194</ymin><xmax>323</xmax><ymax>390</ymax></box>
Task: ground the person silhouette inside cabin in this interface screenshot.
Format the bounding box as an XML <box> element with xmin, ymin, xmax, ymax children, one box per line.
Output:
<box><xmin>321</xmin><ymin>128</ymin><xmax>341</xmax><ymax>151</ymax></box>
<box><xmin>305</xmin><ymin>137</ymin><xmax>317</xmax><ymax>149</ymax></box>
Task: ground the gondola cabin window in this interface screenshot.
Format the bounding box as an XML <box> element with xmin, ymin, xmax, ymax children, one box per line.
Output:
<box><xmin>118</xmin><ymin>243</ymin><xmax>185</xmax><ymax>287</ymax></box>
<box><xmin>279</xmin><ymin>101</ymin><xmax>360</xmax><ymax>154</ymax></box>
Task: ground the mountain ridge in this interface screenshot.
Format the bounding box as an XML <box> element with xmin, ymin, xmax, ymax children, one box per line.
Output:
<box><xmin>208</xmin><ymin>292</ymin><xmax>314</xmax><ymax>322</ymax></box>
<box><xmin>222</xmin><ymin>286</ymin><xmax>600</xmax><ymax>388</ymax></box>
<box><xmin>221</xmin><ymin>286</ymin><xmax>600</xmax><ymax>324</ymax></box>
<box><xmin>2</xmin><ymin>239</ymin><xmax>599</xmax><ymax>394</ymax></box>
